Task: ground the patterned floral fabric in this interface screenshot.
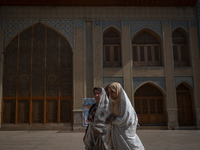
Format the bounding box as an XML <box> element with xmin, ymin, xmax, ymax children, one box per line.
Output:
<box><xmin>109</xmin><ymin>83</ymin><xmax>145</xmax><ymax>150</ymax></box>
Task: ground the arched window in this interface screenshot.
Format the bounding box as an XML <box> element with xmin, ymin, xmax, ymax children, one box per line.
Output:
<box><xmin>103</xmin><ymin>27</ymin><xmax>121</xmax><ymax>67</ymax></box>
<box><xmin>3</xmin><ymin>23</ymin><xmax>73</xmax><ymax>124</ymax></box>
<box><xmin>172</xmin><ymin>28</ymin><xmax>190</xmax><ymax>66</ymax></box>
<box><xmin>132</xmin><ymin>30</ymin><xmax>162</xmax><ymax>67</ymax></box>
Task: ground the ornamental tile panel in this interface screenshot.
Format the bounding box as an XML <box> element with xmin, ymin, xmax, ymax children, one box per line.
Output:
<box><xmin>102</xmin><ymin>20</ymin><xmax>121</xmax><ymax>32</ymax></box>
<box><xmin>133</xmin><ymin>77</ymin><xmax>166</xmax><ymax>92</ymax></box>
<box><xmin>94</xmin><ymin>20</ymin><xmax>100</xmax><ymax>27</ymax></box>
<box><xmin>4</xmin><ymin>20</ymin><xmax>38</xmax><ymax>46</ymax></box>
<box><xmin>130</xmin><ymin>20</ymin><xmax>162</xmax><ymax>38</ymax></box>
<box><xmin>4</xmin><ymin>20</ymin><xmax>74</xmax><ymax>48</ymax></box>
<box><xmin>171</xmin><ymin>20</ymin><xmax>189</xmax><ymax>32</ymax></box>
<box><xmin>174</xmin><ymin>76</ymin><xmax>193</xmax><ymax>88</ymax></box>
<box><xmin>42</xmin><ymin>20</ymin><xmax>74</xmax><ymax>47</ymax></box>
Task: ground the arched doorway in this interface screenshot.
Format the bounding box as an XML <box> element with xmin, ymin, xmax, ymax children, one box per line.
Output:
<box><xmin>2</xmin><ymin>23</ymin><xmax>73</xmax><ymax>125</ymax></box>
<box><xmin>134</xmin><ymin>83</ymin><xmax>166</xmax><ymax>125</ymax></box>
<box><xmin>176</xmin><ymin>83</ymin><xmax>194</xmax><ymax>126</ymax></box>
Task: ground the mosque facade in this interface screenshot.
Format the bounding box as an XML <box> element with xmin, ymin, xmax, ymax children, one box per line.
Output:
<box><xmin>0</xmin><ymin>0</ymin><xmax>200</xmax><ymax>130</ymax></box>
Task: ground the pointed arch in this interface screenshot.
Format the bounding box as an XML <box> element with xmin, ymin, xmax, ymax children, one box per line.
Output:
<box><xmin>4</xmin><ymin>22</ymin><xmax>73</xmax><ymax>52</ymax></box>
<box><xmin>2</xmin><ymin>23</ymin><xmax>73</xmax><ymax>125</ymax></box>
<box><xmin>176</xmin><ymin>82</ymin><xmax>194</xmax><ymax>126</ymax></box>
<box><xmin>135</xmin><ymin>81</ymin><xmax>166</xmax><ymax>96</ymax></box>
<box><xmin>172</xmin><ymin>27</ymin><xmax>188</xmax><ymax>36</ymax></box>
<box><xmin>103</xmin><ymin>26</ymin><xmax>122</xmax><ymax>67</ymax></box>
<box><xmin>132</xmin><ymin>28</ymin><xmax>162</xmax><ymax>67</ymax></box>
<box><xmin>132</xmin><ymin>28</ymin><xmax>161</xmax><ymax>43</ymax></box>
<box><xmin>103</xmin><ymin>26</ymin><xmax>121</xmax><ymax>37</ymax></box>
<box><xmin>134</xmin><ymin>82</ymin><xmax>166</xmax><ymax>126</ymax></box>
<box><xmin>172</xmin><ymin>27</ymin><xmax>190</xmax><ymax>66</ymax></box>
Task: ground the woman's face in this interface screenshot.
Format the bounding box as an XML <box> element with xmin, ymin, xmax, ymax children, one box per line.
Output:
<box><xmin>108</xmin><ymin>88</ymin><xmax>118</xmax><ymax>100</ymax></box>
<box><xmin>94</xmin><ymin>89</ymin><xmax>101</xmax><ymax>103</ymax></box>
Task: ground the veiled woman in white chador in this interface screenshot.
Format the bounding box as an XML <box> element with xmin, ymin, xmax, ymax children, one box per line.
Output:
<box><xmin>83</xmin><ymin>87</ymin><xmax>111</xmax><ymax>150</ymax></box>
<box><xmin>105</xmin><ymin>82</ymin><xmax>145</xmax><ymax>150</ymax></box>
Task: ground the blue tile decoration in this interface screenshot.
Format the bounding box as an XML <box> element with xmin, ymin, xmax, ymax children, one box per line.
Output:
<box><xmin>103</xmin><ymin>77</ymin><xmax>124</xmax><ymax>88</ymax></box>
<box><xmin>4</xmin><ymin>20</ymin><xmax>74</xmax><ymax>48</ymax></box>
<box><xmin>163</xmin><ymin>20</ymin><xmax>169</xmax><ymax>26</ymax></box>
<box><xmin>130</xmin><ymin>20</ymin><xmax>162</xmax><ymax>38</ymax></box>
<box><xmin>133</xmin><ymin>77</ymin><xmax>166</xmax><ymax>92</ymax></box>
<box><xmin>4</xmin><ymin>20</ymin><xmax>38</xmax><ymax>46</ymax></box>
<box><xmin>171</xmin><ymin>20</ymin><xmax>189</xmax><ymax>32</ymax></box>
<box><xmin>42</xmin><ymin>20</ymin><xmax>74</xmax><ymax>47</ymax></box>
<box><xmin>75</xmin><ymin>20</ymin><xmax>84</xmax><ymax>28</ymax></box>
<box><xmin>94</xmin><ymin>20</ymin><xmax>100</xmax><ymax>27</ymax></box>
<box><xmin>123</xmin><ymin>20</ymin><xmax>129</xmax><ymax>26</ymax></box>
<box><xmin>174</xmin><ymin>76</ymin><xmax>193</xmax><ymax>88</ymax></box>
<box><xmin>102</xmin><ymin>20</ymin><xmax>121</xmax><ymax>32</ymax></box>
<box><xmin>190</xmin><ymin>20</ymin><xmax>196</xmax><ymax>27</ymax></box>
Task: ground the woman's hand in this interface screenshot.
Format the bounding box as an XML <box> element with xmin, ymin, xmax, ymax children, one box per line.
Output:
<box><xmin>93</xmin><ymin>129</ymin><xmax>101</xmax><ymax>134</ymax></box>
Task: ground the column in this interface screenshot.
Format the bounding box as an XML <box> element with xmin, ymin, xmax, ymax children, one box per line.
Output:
<box><xmin>93</xmin><ymin>20</ymin><xmax>103</xmax><ymax>87</ymax></box>
<box><xmin>189</xmin><ymin>20</ymin><xmax>200</xmax><ymax>129</ymax></box>
<box><xmin>122</xmin><ymin>21</ymin><xmax>133</xmax><ymax>104</ymax></box>
<box><xmin>85</xmin><ymin>20</ymin><xmax>94</xmax><ymax>97</ymax></box>
<box><xmin>0</xmin><ymin>20</ymin><xmax>3</xmax><ymax>128</ymax></box>
<box><xmin>163</xmin><ymin>20</ymin><xmax>179</xmax><ymax>129</ymax></box>
<box><xmin>73</xmin><ymin>20</ymin><xmax>85</xmax><ymax>130</ymax></box>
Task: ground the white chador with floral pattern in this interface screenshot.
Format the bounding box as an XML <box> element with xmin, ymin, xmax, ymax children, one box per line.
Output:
<box><xmin>109</xmin><ymin>83</ymin><xmax>145</xmax><ymax>150</ymax></box>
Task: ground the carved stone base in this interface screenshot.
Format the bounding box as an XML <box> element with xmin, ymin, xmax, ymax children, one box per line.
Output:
<box><xmin>167</xmin><ymin>108</ymin><xmax>179</xmax><ymax>130</ymax></box>
<box><xmin>73</xmin><ymin>109</ymin><xmax>85</xmax><ymax>131</ymax></box>
<box><xmin>196</xmin><ymin>108</ymin><xmax>200</xmax><ymax>129</ymax></box>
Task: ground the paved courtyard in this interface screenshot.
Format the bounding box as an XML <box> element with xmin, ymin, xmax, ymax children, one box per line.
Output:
<box><xmin>0</xmin><ymin>130</ymin><xmax>200</xmax><ymax>150</ymax></box>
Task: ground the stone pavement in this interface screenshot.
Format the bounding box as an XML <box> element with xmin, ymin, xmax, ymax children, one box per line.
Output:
<box><xmin>0</xmin><ymin>129</ymin><xmax>200</xmax><ymax>150</ymax></box>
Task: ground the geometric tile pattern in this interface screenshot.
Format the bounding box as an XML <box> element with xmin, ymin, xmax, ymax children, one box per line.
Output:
<box><xmin>94</xmin><ymin>20</ymin><xmax>100</xmax><ymax>27</ymax></box>
<box><xmin>133</xmin><ymin>77</ymin><xmax>166</xmax><ymax>92</ymax></box>
<box><xmin>4</xmin><ymin>20</ymin><xmax>38</xmax><ymax>46</ymax></box>
<box><xmin>171</xmin><ymin>20</ymin><xmax>189</xmax><ymax>32</ymax></box>
<box><xmin>42</xmin><ymin>20</ymin><xmax>74</xmax><ymax>47</ymax></box>
<box><xmin>4</xmin><ymin>20</ymin><xmax>74</xmax><ymax>48</ymax></box>
<box><xmin>123</xmin><ymin>20</ymin><xmax>129</xmax><ymax>26</ymax></box>
<box><xmin>130</xmin><ymin>20</ymin><xmax>162</xmax><ymax>38</ymax></box>
<box><xmin>102</xmin><ymin>20</ymin><xmax>121</xmax><ymax>32</ymax></box>
<box><xmin>163</xmin><ymin>20</ymin><xmax>169</xmax><ymax>26</ymax></box>
<box><xmin>75</xmin><ymin>20</ymin><xmax>84</xmax><ymax>28</ymax></box>
<box><xmin>174</xmin><ymin>76</ymin><xmax>193</xmax><ymax>88</ymax></box>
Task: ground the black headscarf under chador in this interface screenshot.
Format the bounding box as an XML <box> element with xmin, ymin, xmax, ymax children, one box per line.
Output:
<box><xmin>93</xmin><ymin>87</ymin><xmax>102</xmax><ymax>94</ymax></box>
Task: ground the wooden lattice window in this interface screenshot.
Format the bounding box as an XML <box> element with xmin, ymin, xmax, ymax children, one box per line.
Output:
<box><xmin>103</xmin><ymin>28</ymin><xmax>122</xmax><ymax>67</ymax></box>
<box><xmin>172</xmin><ymin>28</ymin><xmax>190</xmax><ymax>66</ymax></box>
<box><xmin>3</xmin><ymin>23</ymin><xmax>73</xmax><ymax>124</ymax></box>
<box><xmin>132</xmin><ymin>31</ymin><xmax>162</xmax><ymax>67</ymax></box>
